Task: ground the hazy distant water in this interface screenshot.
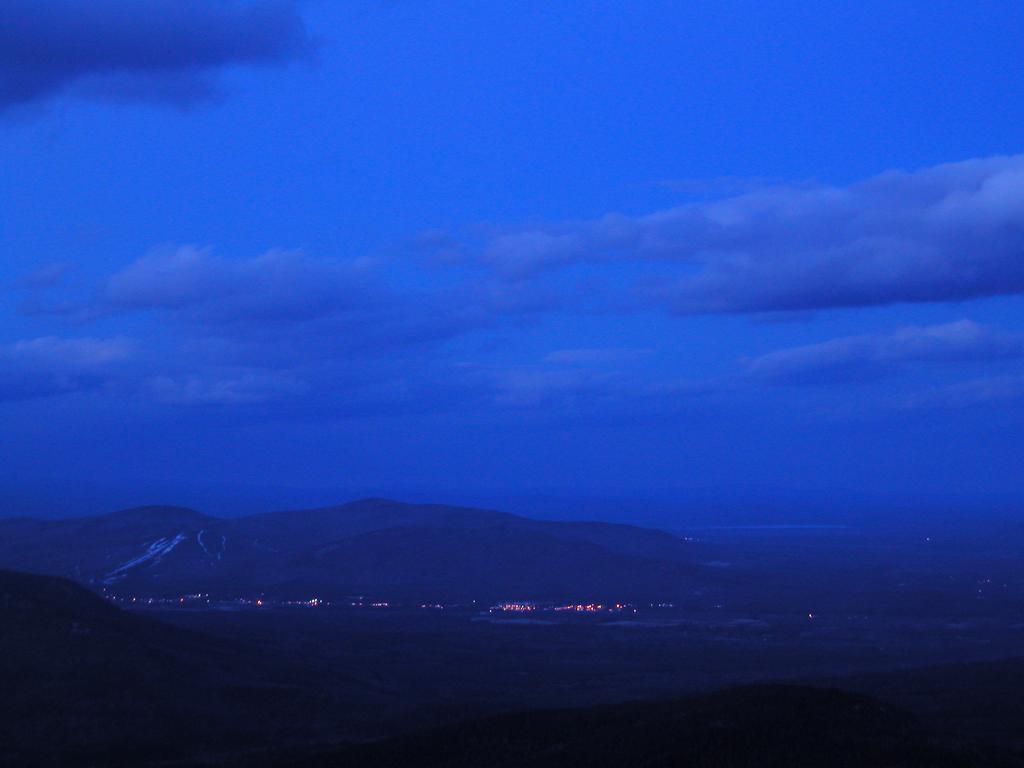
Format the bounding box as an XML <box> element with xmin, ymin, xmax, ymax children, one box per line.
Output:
<box><xmin>690</xmin><ymin>525</ymin><xmax>849</xmax><ymax>531</ymax></box>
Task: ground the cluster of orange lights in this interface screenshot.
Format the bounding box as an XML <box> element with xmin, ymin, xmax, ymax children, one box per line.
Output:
<box><xmin>491</xmin><ymin>602</ymin><xmax>537</xmax><ymax>612</ymax></box>
<box><xmin>490</xmin><ymin>601</ymin><xmax>640</xmax><ymax>614</ymax></box>
<box><xmin>556</xmin><ymin>603</ymin><xmax>602</xmax><ymax>612</ymax></box>
<box><xmin>555</xmin><ymin>602</ymin><xmax>634</xmax><ymax>612</ymax></box>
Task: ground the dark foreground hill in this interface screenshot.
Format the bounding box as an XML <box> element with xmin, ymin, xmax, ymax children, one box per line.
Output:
<box><xmin>0</xmin><ymin>498</ymin><xmax>702</xmax><ymax>601</ymax></box>
<box><xmin>250</xmin><ymin>685</ymin><xmax>1018</xmax><ymax>768</ymax></box>
<box><xmin>0</xmin><ymin>569</ymin><xmax>379</xmax><ymax>767</ymax></box>
<box><xmin>832</xmin><ymin>658</ymin><xmax>1024</xmax><ymax>754</ymax></box>
<box><xmin>3</xmin><ymin>568</ymin><xmax>1024</xmax><ymax>767</ymax></box>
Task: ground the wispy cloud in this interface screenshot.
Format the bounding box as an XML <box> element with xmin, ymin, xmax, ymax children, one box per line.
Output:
<box><xmin>444</xmin><ymin>154</ymin><xmax>1024</xmax><ymax>315</ymax></box>
<box><xmin>896</xmin><ymin>374</ymin><xmax>1024</xmax><ymax>411</ymax></box>
<box><xmin>544</xmin><ymin>348</ymin><xmax>653</xmax><ymax>366</ymax></box>
<box><xmin>145</xmin><ymin>368</ymin><xmax>308</xmax><ymax>406</ymax></box>
<box><xmin>745</xmin><ymin>320</ymin><xmax>1024</xmax><ymax>384</ymax></box>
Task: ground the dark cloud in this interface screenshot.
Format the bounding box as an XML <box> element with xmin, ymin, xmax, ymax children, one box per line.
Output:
<box><xmin>746</xmin><ymin>320</ymin><xmax>1024</xmax><ymax>384</ymax></box>
<box><xmin>0</xmin><ymin>333</ymin><xmax>316</xmax><ymax>410</ymax></box>
<box><xmin>105</xmin><ymin>246</ymin><xmax>372</xmax><ymax>325</ymax></box>
<box><xmin>0</xmin><ymin>336</ymin><xmax>133</xmax><ymax>402</ymax></box>
<box><xmin>0</xmin><ymin>0</ymin><xmax>311</xmax><ymax>110</ymax></box>
<box><xmin>98</xmin><ymin>246</ymin><xmax>506</xmax><ymax>360</ymax></box>
<box><xmin>27</xmin><ymin>246</ymin><xmax>507</xmax><ymax>412</ymax></box>
<box><xmin>460</xmin><ymin>155</ymin><xmax>1024</xmax><ymax>314</ymax></box>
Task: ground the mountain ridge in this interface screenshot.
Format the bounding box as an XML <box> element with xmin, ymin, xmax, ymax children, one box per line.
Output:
<box><xmin>0</xmin><ymin>498</ymin><xmax>702</xmax><ymax>601</ymax></box>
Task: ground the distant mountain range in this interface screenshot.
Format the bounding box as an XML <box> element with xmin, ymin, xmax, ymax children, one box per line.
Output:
<box><xmin>0</xmin><ymin>498</ymin><xmax>703</xmax><ymax>601</ymax></box>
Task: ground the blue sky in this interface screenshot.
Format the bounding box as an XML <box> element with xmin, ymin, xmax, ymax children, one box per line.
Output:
<box><xmin>2</xmin><ymin>1</ymin><xmax>1024</xmax><ymax>517</ymax></box>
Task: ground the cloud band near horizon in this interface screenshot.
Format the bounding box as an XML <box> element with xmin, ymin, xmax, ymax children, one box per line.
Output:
<box><xmin>8</xmin><ymin>154</ymin><xmax>1024</xmax><ymax>414</ymax></box>
<box><xmin>465</xmin><ymin>154</ymin><xmax>1024</xmax><ymax>315</ymax></box>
